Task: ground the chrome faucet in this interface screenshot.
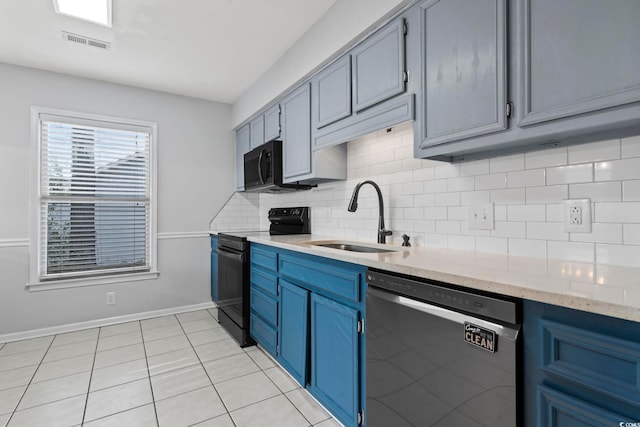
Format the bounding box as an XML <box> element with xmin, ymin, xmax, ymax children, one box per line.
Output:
<box><xmin>347</xmin><ymin>180</ymin><xmax>392</xmax><ymax>244</ymax></box>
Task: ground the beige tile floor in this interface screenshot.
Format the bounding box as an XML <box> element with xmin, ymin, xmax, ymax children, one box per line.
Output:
<box><xmin>0</xmin><ymin>308</ymin><xmax>341</xmax><ymax>427</ymax></box>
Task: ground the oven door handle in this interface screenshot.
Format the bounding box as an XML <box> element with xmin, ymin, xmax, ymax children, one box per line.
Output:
<box><xmin>367</xmin><ymin>287</ymin><xmax>520</xmax><ymax>340</ymax></box>
<box><xmin>257</xmin><ymin>149</ymin><xmax>265</xmax><ymax>185</ymax></box>
<box><xmin>217</xmin><ymin>247</ymin><xmax>245</xmax><ymax>263</ymax></box>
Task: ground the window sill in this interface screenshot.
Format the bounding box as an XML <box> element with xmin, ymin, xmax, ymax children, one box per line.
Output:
<box><xmin>26</xmin><ymin>271</ymin><xmax>160</xmax><ymax>292</ymax></box>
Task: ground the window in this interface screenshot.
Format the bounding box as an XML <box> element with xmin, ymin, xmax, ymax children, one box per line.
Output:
<box><xmin>30</xmin><ymin>107</ymin><xmax>157</xmax><ymax>287</ymax></box>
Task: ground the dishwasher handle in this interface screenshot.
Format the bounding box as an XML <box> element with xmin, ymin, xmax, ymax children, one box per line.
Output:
<box><xmin>367</xmin><ymin>286</ymin><xmax>520</xmax><ymax>341</ymax></box>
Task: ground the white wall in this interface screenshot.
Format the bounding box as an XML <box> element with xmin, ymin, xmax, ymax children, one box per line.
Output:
<box><xmin>212</xmin><ymin>123</ymin><xmax>640</xmax><ymax>268</ymax></box>
<box><xmin>0</xmin><ymin>62</ymin><xmax>234</xmax><ymax>336</ymax></box>
<box><xmin>231</xmin><ymin>0</ymin><xmax>410</xmax><ymax>127</ymax></box>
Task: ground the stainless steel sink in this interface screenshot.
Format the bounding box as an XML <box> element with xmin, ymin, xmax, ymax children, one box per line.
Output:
<box><xmin>308</xmin><ymin>241</ymin><xmax>398</xmax><ymax>253</ymax></box>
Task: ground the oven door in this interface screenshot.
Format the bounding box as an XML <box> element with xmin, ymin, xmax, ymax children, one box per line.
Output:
<box><xmin>216</xmin><ymin>245</ymin><xmax>246</xmax><ymax>328</ymax></box>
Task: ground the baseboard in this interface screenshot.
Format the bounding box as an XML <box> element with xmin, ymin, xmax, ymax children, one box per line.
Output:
<box><xmin>0</xmin><ymin>301</ymin><xmax>218</xmax><ymax>343</ymax></box>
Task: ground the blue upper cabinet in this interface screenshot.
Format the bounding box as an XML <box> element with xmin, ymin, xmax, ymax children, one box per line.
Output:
<box><xmin>351</xmin><ymin>18</ymin><xmax>406</xmax><ymax>113</ymax></box>
<box><xmin>313</xmin><ymin>55</ymin><xmax>352</xmax><ymax>129</ymax></box>
<box><xmin>414</xmin><ymin>0</ymin><xmax>640</xmax><ymax>161</ymax></box>
<box><xmin>312</xmin><ymin>15</ymin><xmax>414</xmax><ymax>150</ymax></box>
<box><xmin>281</xmin><ymin>83</ymin><xmax>312</xmax><ymax>182</ymax></box>
<box><xmin>249</xmin><ymin>115</ymin><xmax>264</xmax><ymax>150</ymax></box>
<box><xmin>417</xmin><ymin>0</ymin><xmax>507</xmax><ymax>149</ymax></box>
<box><xmin>263</xmin><ymin>103</ymin><xmax>281</xmax><ymax>143</ymax></box>
<box><xmin>518</xmin><ymin>0</ymin><xmax>640</xmax><ymax>128</ymax></box>
<box><xmin>235</xmin><ymin>123</ymin><xmax>250</xmax><ymax>191</ymax></box>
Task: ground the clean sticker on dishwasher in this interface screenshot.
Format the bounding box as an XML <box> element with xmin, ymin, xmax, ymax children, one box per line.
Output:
<box><xmin>464</xmin><ymin>322</ymin><xmax>497</xmax><ymax>353</ymax></box>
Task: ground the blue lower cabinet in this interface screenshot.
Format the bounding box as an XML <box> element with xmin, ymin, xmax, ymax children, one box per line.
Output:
<box><xmin>310</xmin><ymin>293</ymin><xmax>360</xmax><ymax>427</ymax></box>
<box><xmin>524</xmin><ymin>300</ymin><xmax>640</xmax><ymax>426</ymax></box>
<box><xmin>250</xmin><ymin>313</ymin><xmax>277</xmax><ymax>356</ymax></box>
<box><xmin>210</xmin><ymin>235</ymin><xmax>218</xmax><ymax>302</ymax></box>
<box><xmin>278</xmin><ymin>279</ymin><xmax>309</xmax><ymax>386</ymax></box>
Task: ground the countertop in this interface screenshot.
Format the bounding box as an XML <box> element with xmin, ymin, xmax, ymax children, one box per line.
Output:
<box><xmin>244</xmin><ymin>233</ymin><xmax>640</xmax><ymax>322</ymax></box>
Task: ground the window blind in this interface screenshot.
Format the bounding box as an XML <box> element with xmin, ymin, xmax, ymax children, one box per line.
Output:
<box><xmin>39</xmin><ymin>114</ymin><xmax>152</xmax><ymax>280</ymax></box>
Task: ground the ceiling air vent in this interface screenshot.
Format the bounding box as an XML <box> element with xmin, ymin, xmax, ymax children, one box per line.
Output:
<box><xmin>62</xmin><ymin>31</ymin><xmax>111</xmax><ymax>50</ymax></box>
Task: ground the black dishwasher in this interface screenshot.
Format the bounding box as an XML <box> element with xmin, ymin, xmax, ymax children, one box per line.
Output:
<box><xmin>366</xmin><ymin>269</ymin><xmax>522</xmax><ymax>427</ymax></box>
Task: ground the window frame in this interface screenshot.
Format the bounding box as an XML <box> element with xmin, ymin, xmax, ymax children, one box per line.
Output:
<box><xmin>28</xmin><ymin>106</ymin><xmax>158</xmax><ymax>291</ymax></box>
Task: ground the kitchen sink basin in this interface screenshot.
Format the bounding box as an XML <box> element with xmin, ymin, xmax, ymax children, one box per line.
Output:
<box><xmin>306</xmin><ymin>241</ymin><xmax>398</xmax><ymax>253</ymax></box>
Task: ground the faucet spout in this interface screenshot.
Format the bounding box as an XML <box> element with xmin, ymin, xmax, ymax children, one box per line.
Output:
<box><xmin>347</xmin><ymin>180</ymin><xmax>392</xmax><ymax>244</ymax></box>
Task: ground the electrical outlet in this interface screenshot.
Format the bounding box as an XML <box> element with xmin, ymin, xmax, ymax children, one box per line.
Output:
<box><xmin>563</xmin><ymin>199</ymin><xmax>591</xmax><ymax>233</ymax></box>
<box><xmin>468</xmin><ymin>203</ymin><xmax>495</xmax><ymax>230</ymax></box>
<box><xmin>106</xmin><ymin>292</ymin><xmax>116</xmax><ymax>305</ymax></box>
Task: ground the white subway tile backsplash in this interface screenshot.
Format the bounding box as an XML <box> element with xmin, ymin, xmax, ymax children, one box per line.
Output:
<box><xmin>525</xmin><ymin>147</ymin><xmax>567</xmax><ymax>169</ymax></box>
<box><xmin>434</xmin><ymin>164</ymin><xmax>460</xmax><ymax>179</ymax></box>
<box><xmin>595</xmin><ymin>202</ymin><xmax>640</xmax><ymax>223</ymax></box>
<box><xmin>546</xmin><ymin>164</ymin><xmax>593</xmax><ymax>185</ymax></box>
<box><xmin>508</xmin><ymin>205</ymin><xmax>546</xmax><ymax>222</ymax></box>
<box><xmin>435</xmin><ymin>192</ymin><xmax>460</xmax><ymax>206</ymax></box>
<box><xmin>447</xmin><ymin>176</ymin><xmax>475</xmax><ymax>192</ymax></box>
<box><xmin>569</xmin><ymin>181</ymin><xmax>622</xmax><ymax>202</ymax></box>
<box><xmin>475</xmin><ymin>173</ymin><xmax>507</xmax><ymax>190</ymax></box>
<box><xmin>596</xmin><ymin>244</ymin><xmax>640</xmax><ymax>267</ymax></box>
<box><xmin>492</xmin><ymin>221</ymin><xmax>526</xmax><ymax>238</ymax></box>
<box><xmin>527</xmin><ymin>222</ymin><xmax>568</xmax><ymax>241</ymax></box>
<box><xmin>212</xmin><ymin>125</ymin><xmax>640</xmax><ymax>268</ymax></box>
<box><xmin>622</xmin><ymin>180</ymin><xmax>640</xmax><ymax>201</ymax></box>
<box><xmin>568</xmin><ymin>139</ymin><xmax>620</xmax><ymax>164</ymax></box>
<box><xmin>476</xmin><ymin>237</ymin><xmax>508</xmax><ymax>255</ymax></box>
<box><xmin>570</xmin><ymin>223</ymin><xmax>623</xmax><ymax>244</ymax></box>
<box><xmin>491</xmin><ymin>188</ymin><xmax>526</xmax><ymax>204</ymax></box>
<box><xmin>459</xmin><ymin>160</ymin><xmax>490</xmax><ymax>176</ymax></box>
<box><xmin>509</xmin><ymin>238</ymin><xmax>547</xmax><ymax>258</ymax></box>
<box><xmin>490</xmin><ymin>154</ymin><xmax>525</xmax><ymax>173</ymax></box>
<box><xmin>436</xmin><ymin>220</ymin><xmax>461</xmax><ymax>235</ymax></box>
<box><xmin>623</xmin><ymin>224</ymin><xmax>640</xmax><ymax>245</ymax></box>
<box><xmin>507</xmin><ymin>169</ymin><xmax>545</xmax><ymax>188</ymax></box>
<box><xmin>622</xmin><ymin>135</ymin><xmax>640</xmax><ymax>158</ymax></box>
<box><xmin>548</xmin><ymin>241</ymin><xmax>594</xmax><ymax>263</ymax></box>
<box><xmin>594</xmin><ymin>157</ymin><xmax>640</xmax><ymax>181</ymax></box>
<box><xmin>526</xmin><ymin>185</ymin><xmax>568</xmax><ymax>204</ymax></box>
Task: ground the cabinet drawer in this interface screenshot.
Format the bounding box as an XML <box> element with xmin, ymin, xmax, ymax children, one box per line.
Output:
<box><xmin>251</xmin><ymin>268</ymin><xmax>278</xmax><ymax>297</ymax></box>
<box><xmin>537</xmin><ymin>385</ymin><xmax>632</xmax><ymax>427</ymax></box>
<box><xmin>251</xmin><ymin>288</ymin><xmax>278</xmax><ymax>327</ymax></box>
<box><xmin>540</xmin><ymin>319</ymin><xmax>640</xmax><ymax>406</ymax></box>
<box><xmin>251</xmin><ymin>246</ymin><xmax>278</xmax><ymax>272</ymax></box>
<box><xmin>279</xmin><ymin>254</ymin><xmax>360</xmax><ymax>303</ymax></box>
<box><xmin>250</xmin><ymin>313</ymin><xmax>277</xmax><ymax>356</ymax></box>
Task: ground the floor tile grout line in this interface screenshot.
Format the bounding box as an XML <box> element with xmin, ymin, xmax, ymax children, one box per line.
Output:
<box><xmin>5</xmin><ymin>335</ymin><xmax>56</xmax><ymax>426</ymax></box>
<box><xmin>176</xmin><ymin>315</ymin><xmax>239</xmax><ymax>427</ymax></box>
<box><xmin>79</xmin><ymin>324</ymin><xmax>105</xmax><ymax>426</ymax></box>
<box><xmin>140</xmin><ymin>315</ymin><xmax>175</xmax><ymax>427</ymax></box>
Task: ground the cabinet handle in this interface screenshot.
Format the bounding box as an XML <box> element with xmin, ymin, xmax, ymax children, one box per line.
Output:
<box><xmin>506</xmin><ymin>102</ymin><xmax>514</xmax><ymax>118</ymax></box>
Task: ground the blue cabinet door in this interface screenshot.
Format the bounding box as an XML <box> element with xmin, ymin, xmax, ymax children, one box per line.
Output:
<box><xmin>249</xmin><ymin>115</ymin><xmax>264</xmax><ymax>150</ymax></box>
<box><xmin>310</xmin><ymin>293</ymin><xmax>360</xmax><ymax>427</ymax></box>
<box><xmin>278</xmin><ymin>279</ymin><xmax>309</xmax><ymax>386</ymax></box>
<box><xmin>313</xmin><ymin>55</ymin><xmax>352</xmax><ymax>129</ymax></box>
<box><xmin>351</xmin><ymin>17</ymin><xmax>406</xmax><ymax>113</ymax></box>
<box><xmin>418</xmin><ymin>0</ymin><xmax>507</xmax><ymax>148</ymax></box>
<box><xmin>210</xmin><ymin>235</ymin><xmax>218</xmax><ymax>302</ymax></box>
<box><xmin>281</xmin><ymin>83</ymin><xmax>312</xmax><ymax>182</ymax></box>
<box><xmin>264</xmin><ymin>104</ymin><xmax>281</xmax><ymax>142</ymax></box>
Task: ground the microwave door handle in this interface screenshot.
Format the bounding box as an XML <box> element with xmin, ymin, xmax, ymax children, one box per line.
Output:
<box><xmin>257</xmin><ymin>149</ymin><xmax>265</xmax><ymax>185</ymax></box>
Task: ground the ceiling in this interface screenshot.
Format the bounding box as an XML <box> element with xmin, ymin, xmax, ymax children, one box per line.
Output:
<box><xmin>0</xmin><ymin>0</ymin><xmax>336</xmax><ymax>104</ymax></box>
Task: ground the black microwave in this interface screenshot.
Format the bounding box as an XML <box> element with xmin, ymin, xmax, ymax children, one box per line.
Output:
<box><xmin>243</xmin><ymin>140</ymin><xmax>313</xmax><ymax>192</ymax></box>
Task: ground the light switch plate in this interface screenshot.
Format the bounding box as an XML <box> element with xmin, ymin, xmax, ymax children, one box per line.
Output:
<box><xmin>468</xmin><ymin>203</ymin><xmax>495</xmax><ymax>230</ymax></box>
<box><xmin>563</xmin><ymin>199</ymin><xmax>591</xmax><ymax>233</ymax></box>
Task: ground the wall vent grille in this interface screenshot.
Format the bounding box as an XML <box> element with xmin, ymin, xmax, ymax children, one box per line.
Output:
<box><xmin>62</xmin><ymin>31</ymin><xmax>111</xmax><ymax>50</ymax></box>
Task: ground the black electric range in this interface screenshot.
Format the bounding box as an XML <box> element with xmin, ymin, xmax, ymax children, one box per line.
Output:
<box><xmin>216</xmin><ymin>207</ymin><xmax>310</xmax><ymax>347</ymax></box>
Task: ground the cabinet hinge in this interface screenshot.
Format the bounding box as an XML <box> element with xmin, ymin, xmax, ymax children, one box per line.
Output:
<box><xmin>357</xmin><ymin>319</ymin><xmax>365</xmax><ymax>334</ymax></box>
<box><xmin>358</xmin><ymin>411</ymin><xmax>365</xmax><ymax>425</ymax></box>
<box><xmin>506</xmin><ymin>102</ymin><xmax>514</xmax><ymax>118</ymax></box>
<box><xmin>403</xmin><ymin>70</ymin><xmax>409</xmax><ymax>83</ymax></box>
<box><xmin>402</xmin><ymin>20</ymin><xmax>408</xmax><ymax>36</ymax></box>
